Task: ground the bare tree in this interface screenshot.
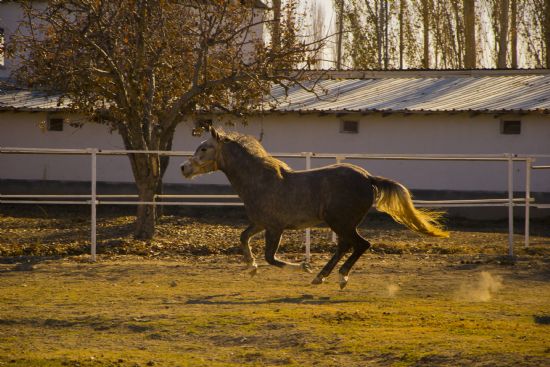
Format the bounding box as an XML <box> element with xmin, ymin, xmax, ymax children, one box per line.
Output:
<box><xmin>271</xmin><ymin>0</ymin><xmax>282</xmax><ymax>52</ymax></box>
<box><xmin>11</xmin><ymin>0</ymin><xmax>322</xmax><ymax>239</ymax></box>
<box><xmin>497</xmin><ymin>0</ymin><xmax>510</xmax><ymax>68</ymax></box>
<box><xmin>334</xmin><ymin>0</ymin><xmax>546</xmax><ymax>69</ymax></box>
<box><xmin>335</xmin><ymin>0</ymin><xmax>345</xmax><ymax>69</ymax></box>
<box><xmin>451</xmin><ymin>0</ymin><xmax>465</xmax><ymax>68</ymax></box>
<box><xmin>308</xmin><ymin>0</ymin><xmax>326</xmax><ymax>69</ymax></box>
<box><xmin>422</xmin><ymin>0</ymin><xmax>431</xmax><ymax>68</ymax></box>
<box><xmin>463</xmin><ymin>0</ymin><xmax>476</xmax><ymax>68</ymax></box>
<box><xmin>399</xmin><ymin>0</ymin><xmax>405</xmax><ymax>68</ymax></box>
<box><xmin>510</xmin><ymin>0</ymin><xmax>518</xmax><ymax>68</ymax></box>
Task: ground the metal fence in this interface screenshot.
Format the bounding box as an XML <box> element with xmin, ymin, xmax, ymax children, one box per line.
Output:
<box><xmin>1</xmin><ymin>147</ymin><xmax>548</xmax><ymax>261</ymax></box>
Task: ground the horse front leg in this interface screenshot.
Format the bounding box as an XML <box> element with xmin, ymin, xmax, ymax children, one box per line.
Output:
<box><xmin>265</xmin><ymin>229</ymin><xmax>312</xmax><ymax>273</ymax></box>
<box><xmin>240</xmin><ymin>224</ymin><xmax>263</xmax><ymax>276</ymax></box>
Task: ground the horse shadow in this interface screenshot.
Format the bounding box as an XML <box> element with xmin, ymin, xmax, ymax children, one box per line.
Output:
<box><xmin>185</xmin><ymin>293</ymin><xmax>360</xmax><ymax>306</ymax></box>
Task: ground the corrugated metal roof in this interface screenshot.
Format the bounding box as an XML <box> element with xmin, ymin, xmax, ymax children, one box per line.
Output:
<box><xmin>2</xmin><ymin>72</ymin><xmax>550</xmax><ymax>114</ymax></box>
<box><xmin>271</xmin><ymin>73</ymin><xmax>550</xmax><ymax>114</ymax></box>
<box><xmin>0</xmin><ymin>87</ymin><xmax>68</xmax><ymax>112</ymax></box>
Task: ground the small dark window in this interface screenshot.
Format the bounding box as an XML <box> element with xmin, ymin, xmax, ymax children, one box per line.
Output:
<box><xmin>340</xmin><ymin>120</ymin><xmax>359</xmax><ymax>134</ymax></box>
<box><xmin>47</xmin><ymin>117</ymin><xmax>64</xmax><ymax>131</ymax></box>
<box><xmin>501</xmin><ymin>120</ymin><xmax>521</xmax><ymax>135</ymax></box>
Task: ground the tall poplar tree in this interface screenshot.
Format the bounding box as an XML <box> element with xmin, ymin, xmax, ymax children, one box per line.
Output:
<box><xmin>463</xmin><ymin>0</ymin><xmax>476</xmax><ymax>68</ymax></box>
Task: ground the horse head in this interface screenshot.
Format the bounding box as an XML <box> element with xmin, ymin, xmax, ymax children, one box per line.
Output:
<box><xmin>180</xmin><ymin>126</ymin><xmax>225</xmax><ymax>178</ymax></box>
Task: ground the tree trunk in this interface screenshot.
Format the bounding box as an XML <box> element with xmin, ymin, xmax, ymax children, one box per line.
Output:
<box><xmin>129</xmin><ymin>150</ymin><xmax>161</xmax><ymax>239</ymax></box>
<box><xmin>545</xmin><ymin>0</ymin><xmax>550</xmax><ymax>68</ymax></box>
<box><xmin>463</xmin><ymin>0</ymin><xmax>476</xmax><ymax>68</ymax></box>
<box><xmin>120</xmin><ymin>132</ymin><xmax>162</xmax><ymax>240</ymax></box>
<box><xmin>497</xmin><ymin>0</ymin><xmax>510</xmax><ymax>68</ymax></box>
<box><xmin>444</xmin><ymin>5</ymin><xmax>459</xmax><ymax>68</ymax></box>
<box><xmin>135</xmin><ymin>177</ymin><xmax>157</xmax><ymax>240</ymax></box>
<box><xmin>118</xmin><ymin>116</ymin><xmax>176</xmax><ymax>239</ymax></box>
<box><xmin>399</xmin><ymin>0</ymin><xmax>404</xmax><ymax>69</ymax></box>
<box><xmin>336</xmin><ymin>0</ymin><xmax>345</xmax><ymax>70</ymax></box>
<box><xmin>510</xmin><ymin>0</ymin><xmax>518</xmax><ymax>68</ymax></box>
<box><xmin>453</xmin><ymin>0</ymin><xmax>464</xmax><ymax>68</ymax></box>
<box><xmin>422</xmin><ymin>0</ymin><xmax>430</xmax><ymax>69</ymax></box>
<box><xmin>383</xmin><ymin>0</ymin><xmax>389</xmax><ymax>69</ymax></box>
<box><xmin>272</xmin><ymin>0</ymin><xmax>281</xmax><ymax>52</ymax></box>
<box><xmin>377</xmin><ymin>0</ymin><xmax>383</xmax><ymax>68</ymax></box>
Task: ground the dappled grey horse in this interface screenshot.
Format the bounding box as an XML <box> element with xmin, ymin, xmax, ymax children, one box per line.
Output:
<box><xmin>181</xmin><ymin>127</ymin><xmax>449</xmax><ymax>289</ymax></box>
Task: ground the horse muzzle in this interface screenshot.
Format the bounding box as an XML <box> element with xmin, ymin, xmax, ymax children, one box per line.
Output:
<box><xmin>180</xmin><ymin>162</ymin><xmax>194</xmax><ymax>178</ymax></box>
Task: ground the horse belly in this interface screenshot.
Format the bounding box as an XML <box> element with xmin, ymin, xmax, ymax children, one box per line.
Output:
<box><xmin>243</xmin><ymin>194</ymin><xmax>322</xmax><ymax>230</ymax></box>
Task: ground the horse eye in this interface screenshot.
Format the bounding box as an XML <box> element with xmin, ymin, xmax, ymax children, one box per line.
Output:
<box><xmin>200</xmin><ymin>147</ymin><xmax>207</xmax><ymax>152</ymax></box>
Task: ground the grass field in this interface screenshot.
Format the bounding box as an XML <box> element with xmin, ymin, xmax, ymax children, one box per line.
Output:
<box><xmin>0</xmin><ymin>254</ymin><xmax>549</xmax><ymax>367</ymax></box>
<box><xmin>0</xmin><ymin>207</ymin><xmax>549</xmax><ymax>366</ymax></box>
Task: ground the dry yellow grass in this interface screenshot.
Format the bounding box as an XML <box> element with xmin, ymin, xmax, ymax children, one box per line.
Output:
<box><xmin>0</xmin><ymin>254</ymin><xmax>549</xmax><ymax>367</ymax></box>
<box><xmin>0</xmin><ymin>206</ymin><xmax>549</xmax><ymax>366</ymax></box>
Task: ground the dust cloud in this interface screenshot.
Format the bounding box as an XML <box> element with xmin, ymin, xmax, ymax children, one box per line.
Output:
<box><xmin>456</xmin><ymin>271</ymin><xmax>503</xmax><ymax>302</ymax></box>
<box><xmin>387</xmin><ymin>283</ymin><xmax>400</xmax><ymax>297</ymax></box>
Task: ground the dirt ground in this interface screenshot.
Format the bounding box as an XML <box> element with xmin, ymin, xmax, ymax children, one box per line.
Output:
<box><xmin>0</xmin><ymin>206</ymin><xmax>549</xmax><ymax>366</ymax></box>
<box><xmin>1</xmin><ymin>205</ymin><xmax>549</xmax><ymax>258</ymax></box>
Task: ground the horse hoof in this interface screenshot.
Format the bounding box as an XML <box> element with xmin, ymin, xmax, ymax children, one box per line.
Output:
<box><xmin>311</xmin><ymin>276</ymin><xmax>325</xmax><ymax>285</ymax></box>
<box><xmin>301</xmin><ymin>262</ymin><xmax>313</xmax><ymax>274</ymax></box>
<box><xmin>339</xmin><ymin>274</ymin><xmax>349</xmax><ymax>290</ymax></box>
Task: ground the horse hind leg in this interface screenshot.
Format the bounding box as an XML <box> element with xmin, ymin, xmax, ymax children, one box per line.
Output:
<box><xmin>240</xmin><ymin>224</ymin><xmax>263</xmax><ymax>276</ymax></box>
<box><xmin>338</xmin><ymin>231</ymin><xmax>371</xmax><ymax>289</ymax></box>
<box><xmin>312</xmin><ymin>238</ymin><xmax>351</xmax><ymax>285</ymax></box>
<box><xmin>265</xmin><ymin>229</ymin><xmax>311</xmax><ymax>273</ymax></box>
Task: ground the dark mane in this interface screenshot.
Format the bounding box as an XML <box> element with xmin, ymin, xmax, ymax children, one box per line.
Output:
<box><xmin>224</xmin><ymin>132</ymin><xmax>291</xmax><ymax>178</ymax></box>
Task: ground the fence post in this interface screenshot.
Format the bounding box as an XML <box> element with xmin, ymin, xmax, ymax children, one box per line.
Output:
<box><xmin>507</xmin><ymin>154</ymin><xmax>514</xmax><ymax>257</ymax></box>
<box><xmin>304</xmin><ymin>152</ymin><xmax>312</xmax><ymax>262</ymax></box>
<box><xmin>525</xmin><ymin>158</ymin><xmax>533</xmax><ymax>248</ymax></box>
<box><xmin>332</xmin><ymin>155</ymin><xmax>345</xmax><ymax>244</ymax></box>
<box><xmin>90</xmin><ymin>148</ymin><xmax>97</xmax><ymax>262</ymax></box>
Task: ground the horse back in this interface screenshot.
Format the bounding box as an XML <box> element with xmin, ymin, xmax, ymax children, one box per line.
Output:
<box><xmin>247</xmin><ymin>163</ymin><xmax>375</xmax><ymax>230</ymax></box>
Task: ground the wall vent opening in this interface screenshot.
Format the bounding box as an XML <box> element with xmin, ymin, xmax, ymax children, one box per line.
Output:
<box><xmin>47</xmin><ymin>117</ymin><xmax>64</xmax><ymax>132</ymax></box>
<box><xmin>340</xmin><ymin>120</ymin><xmax>359</xmax><ymax>134</ymax></box>
<box><xmin>501</xmin><ymin>120</ymin><xmax>521</xmax><ymax>135</ymax></box>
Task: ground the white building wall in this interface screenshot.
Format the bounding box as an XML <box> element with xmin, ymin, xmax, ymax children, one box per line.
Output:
<box><xmin>1</xmin><ymin>111</ymin><xmax>549</xmax><ymax>193</ymax></box>
<box><xmin>0</xmin><ymin>2</ymin><xmax>49</xmax><ymax>78</ymax></box>
<box><xmin>0</xmin><ymin>112</ymin><xmax>131</xmax><ymax>182</ymax></box>
<box><xmin>0</xmin><ymin>2</ymin><xmax>23</xmax><ymax>77</ymax></box>
<box><xmin>228</xmin><ymin>113</ymin><xmax>550</xmax><ymax>193</ymax></box>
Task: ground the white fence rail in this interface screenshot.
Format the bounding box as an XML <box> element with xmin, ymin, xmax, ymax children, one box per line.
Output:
<box><xmin>1</xmin><ymin>147</ymin><xmax>548</xmax><ymax>261</ymax></box>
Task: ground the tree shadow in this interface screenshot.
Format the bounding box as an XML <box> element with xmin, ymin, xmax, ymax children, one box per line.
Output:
<box><xmin>0</xmin><ymin>256</ymin><xmax>66</xmax><ymax>270</ymax></box>
<box><xmin>0</xmin><ymin>315</ymin><xmax>125</xmax><ymax>331</ymax></box>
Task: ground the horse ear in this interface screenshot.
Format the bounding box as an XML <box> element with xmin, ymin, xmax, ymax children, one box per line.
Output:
<box><xmin>209</xmin><ymin>126</ymin><xmax>222</xmax><ymax>142</ymax></box>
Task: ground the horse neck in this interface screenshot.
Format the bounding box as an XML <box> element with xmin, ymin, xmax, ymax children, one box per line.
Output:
<box><xmin>218</xmin><ymin>144</ymin><xmax>281</xmax><ymax>195</ymax></box>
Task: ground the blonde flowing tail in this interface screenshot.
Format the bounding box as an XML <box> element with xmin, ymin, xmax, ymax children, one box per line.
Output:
<box><xmin>371</xmin><ymin>176</ymin><xmax>450</xmax><ymax>238</ymax></box>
